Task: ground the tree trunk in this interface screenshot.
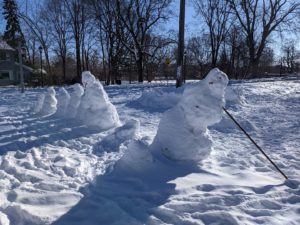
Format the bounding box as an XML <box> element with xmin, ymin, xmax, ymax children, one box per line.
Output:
<box><xmin>75</xmin><ymin>37</ymin><xmax>81</xmax><ymax>81</ymax></box>
<box><xmin>137</xmin><ymin>56</ymin><xmax>143</xmax><ymax>83</ymax></box>
<box><xmin>62</xmin><ymin>55</ymin><xmax>66</xmax><ymax>82</ymax></box>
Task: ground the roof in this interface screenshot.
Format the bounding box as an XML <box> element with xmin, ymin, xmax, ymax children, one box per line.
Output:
<box><xmin>15</xmin><ymin>62</ymin><xmax>34</xmax><ymax>72</ymax></box>
<box><xmin>0</xmin><ymin>40</ymin><xmax>15</xmax><ymax>51</ymax></box>
<box><xmin>32</xmin><ymin>68</ymin><xmax>47</xmax><ymax>74</ymax></box>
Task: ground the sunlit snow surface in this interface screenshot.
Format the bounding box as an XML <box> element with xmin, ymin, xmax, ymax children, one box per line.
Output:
<box><xmin>0</xmin><ymin>79</ymin><xmax>299</xmax><ymax>225</ymax></box>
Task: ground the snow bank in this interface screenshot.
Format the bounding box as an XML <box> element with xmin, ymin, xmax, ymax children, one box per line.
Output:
<box><xmin>39</xmin><ymin>87</ymin><xmax>57</xmax><ymax>115</ymax></box>
<box><xmin>151</xmin><ymin>68</ymin><xmax>228</xmax><ymax>161</ymax></box>
<box><xmin>55</xmin><ymin>87</ymin><xmax>71</xmax><ymax>116</ymax></box>
<box><xmin>78</xmin><ymin>71</ymin><xmax>120</xmax><ymax>130</ymax></box>
<box><xmin>65</xmin><ymin>84</ymin><xmax>84</xmax><ymax>118</ymax></box>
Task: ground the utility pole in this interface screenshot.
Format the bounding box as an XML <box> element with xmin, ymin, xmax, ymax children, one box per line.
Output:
<box><xmin>18</xmin><ymin>40</ymin><xmax>24</xmax><ymax>93</ymax></box>
<box><xmin>176</xmin><ymin>0</ymin><xmax>185</xmax><ymax>88</ymax></box>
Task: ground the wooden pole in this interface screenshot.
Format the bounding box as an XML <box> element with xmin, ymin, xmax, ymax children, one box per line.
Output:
<box><xmin>176</xmin><ymin>0</ymin><xmax>185</xmax><ymax>88</ymax></box>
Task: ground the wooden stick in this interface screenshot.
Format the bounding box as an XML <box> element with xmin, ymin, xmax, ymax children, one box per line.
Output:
<box><xmin>222</xmin><ymin>107</ymin><xmax>288</xmax><ymax>180</ymax></box>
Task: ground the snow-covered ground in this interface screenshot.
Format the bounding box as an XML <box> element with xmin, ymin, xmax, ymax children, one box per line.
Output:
<box><xmin>0</xmin><ymin>77</ymin><xmax>299</xmax><ymax>225</ymax></box>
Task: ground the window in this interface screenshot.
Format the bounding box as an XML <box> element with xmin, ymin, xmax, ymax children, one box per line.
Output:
<box><xmin>0</xmin><ymin>51</ymin><xmax>7</xmax><ymax>61</ymax></box>
<box><xmin>0</xmin><ymin>71</ymin><xmax>10</xmax><ymax>80</ymax></box>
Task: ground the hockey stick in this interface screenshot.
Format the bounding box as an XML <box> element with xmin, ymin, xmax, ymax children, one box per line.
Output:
<box><xmin>222</xmin><ymin>107</ymin><xmax>288</xmax><ymax>180</ymax></box>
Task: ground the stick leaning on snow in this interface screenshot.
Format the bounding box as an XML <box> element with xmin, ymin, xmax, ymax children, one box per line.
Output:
<box><xmin>222</xmin><ymin>107</ymin><xmax>288</xmax><ymax>180</ymax></box>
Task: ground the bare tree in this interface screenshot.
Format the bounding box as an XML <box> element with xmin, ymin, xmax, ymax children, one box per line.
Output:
<box><xmin>194</xmin><ymin>0</ymin><xmax>231</xmax><ymax>67</ymax></box>
<box><xmin>282</xmin><ymin>41</ymin><xmax>300</xmax><ymax>73</ymax></box>
<box><xmin>19</xmin><ymin>4</ymin><xmax>53</xmax><ymax>79</ymax></box>
<box><xmin>89</xmin><ymin>0</ymin><xmax>129</xmax><ymax>84</ymax></box>
<box><xmin>116</xmin><ymin>0</ymin><xmax>171</xmax><ymax>82</ymax></box>
<box><xmin>227</xmin><ymin>0</ymin><xmax>300</xmax><ymax>76</ymax></box>
<box><xmin>43</xmin><ymin>0</ymin><xmax>71</xmax><ymax>83</ymax></box>
<box><xmin>186</xmin><ymin>35</ymin><xmax>210</xmax><ymax>78</ymax></box>
<box><xmin>23</xmin><ymin>26</ymin><xmax>38</xmax><ymax>67</ymax></box>
<box><xmin>226</xmin><ymin>25</ymin><xmax>249</xmax><ymax>78</ymax></box>
<box><xmin>64</xmin><ymin>0</ymin><xmax>85</xmax><ymax>81</ymax></box>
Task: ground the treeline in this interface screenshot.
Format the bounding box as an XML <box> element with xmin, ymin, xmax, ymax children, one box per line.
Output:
<box><xmin>2</xmin><ymin>0</ymin><xmax>300</xmax><ymax>85</ymax></box>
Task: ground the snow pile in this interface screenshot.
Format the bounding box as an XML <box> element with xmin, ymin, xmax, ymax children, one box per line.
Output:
<box><xmin>116</xmin><ymin>137</ymin><xmax>153</xmax><ymax>172</ymax></box>
<box><xmin>55</xmin><ymin>87</ymin><xmax>71</xmax><ymax>116</ymax></box>
<box><xmin>94</xmin><ymin>119</ymin><xmax>140</xmax><ymax>153</ymax></box>
<box><xmin>225</xmin><ymin>86</ymin><xmax>245</xmax><ymax>107</ymax></box>
<box><xmin>78</xmin><ymin>71</ymin><xmax>120</xmax><ymax>130</ymax></box>
<box><xmin>0</xmin><ymin>212</ymin><xmax>9</xmax><ymax>225</ymax></box>
<box><xmin>151</xmin><ymin>68</ymin><xmax>228</xmax><ymax>161</ymax></box>
<box><xmin>39</xmin><ymin>87</ymin><xmax>57</xmax><ymax>115</ymax></box>
<box><xmin>65</xmin><ymin>84</ymin><xmax>84</xmax><ymax>118</ymax></box>
<box><xmin>128</xmin><ymin>88</ymin><xmax>182</xmax><ymax>112</ymax></box>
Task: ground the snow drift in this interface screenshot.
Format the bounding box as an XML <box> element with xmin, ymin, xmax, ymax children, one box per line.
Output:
<box><xmin>151</xmin><ymin>68</ymin><xmax>229</xmax><ymax>161</ymax></box>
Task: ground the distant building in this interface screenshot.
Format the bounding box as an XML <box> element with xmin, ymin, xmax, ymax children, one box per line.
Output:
<box><xmin>0</xmin><ymin>40</ymin><xmax>33</xmax><ymax>86</ymax></box>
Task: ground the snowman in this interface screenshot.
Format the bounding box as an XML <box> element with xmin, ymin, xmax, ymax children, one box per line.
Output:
<box><xmin>55</xmin><ymin>87</ymin><xmax>71</xmax><ymax>116</ymax></box>
<box><xmin>65</xmin><ymin>83</ymin><xmax>84</xmax><ymax>118</ymax></box>
<box><xmin>39</xmin><ymin>87</ymin><xmax>57</xmax><ymax>115</ymax></box>
<box><xmin>151</xmin><ymin>68</ymin><xmax>229</xmax><ymax>162</ymax></box>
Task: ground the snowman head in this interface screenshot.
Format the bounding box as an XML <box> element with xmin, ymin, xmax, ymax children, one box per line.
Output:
<box><xmin>81</xmin><ymin>71</ymin><xmax>96</xmax><ymax>88</ymax></box>
<box><xmin>204</xmin><ymin>68</ymin><xmax>228</xmax><ymax>93</ymax></box>
<box><xmin>72</xmin><ymin>83</ymin><xmax>84</xmax><ymax>97</ymax></box>
<box><xmin>47</xmin><ymin>87</ymin><xmax>56</xmax><ymax>96</ymax></box>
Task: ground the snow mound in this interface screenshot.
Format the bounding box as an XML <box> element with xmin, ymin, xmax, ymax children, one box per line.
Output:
<box><xmin>225</xmin><ymin>86</ymin><xmax>245</xmax><ymax>107</ymax></box>
<box><xmin>116</xmin><ymin>137</ymin><xmax>153</xmax><ymax>172</ymax></box>
<box><xmin>128</xmin><ymin>88</ymin><xmax>182</xmax><ymax>112</ymax></box>
<box><xmin>94</xmin><ymin>119</ymin><xmax>140</xmax><ymax>153</ymax></box>
<box><xmin>78</xmin><ymin>72</ymin><xmax>120</xmax><ymax>130</ymax></box>
<box><xmin>151</xmin><ymin>68</ymin><xmax>228</xmax><ymax>162</ymax></box>
<box><xmin>39</xmin><ymin>87</ymin><xmax>57</xmax><ymax>115</ymax></box>
<box><xmin>0</xmin><ymin>211</ymin><xmax>9</xmax><ymax>225</ymax></box>
<box><xmin>55</xmin><ymin>87</ymin><xmax>71</xmax><ymax>116</ymax></box>
<box><xmin>65</xmin><ymin>84</ymin><xmax>84</xmax><ymax>118</ymax></box>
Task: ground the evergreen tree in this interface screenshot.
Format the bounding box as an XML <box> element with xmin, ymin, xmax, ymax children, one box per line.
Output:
<box><xmin>2</xmin><ymin>0</ymin><xmax>25</xmax><ymax>48</ymax></box>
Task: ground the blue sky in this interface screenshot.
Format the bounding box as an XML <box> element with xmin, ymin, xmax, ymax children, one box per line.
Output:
<box><xmin>169</xmin><ymin>0</ymin><xmax>200</xmax><ymax>36</ymax></box>
<box><xmin>0</xmin><ymin>0</ymin><xmax>199</xmax><ymax>36</ymax></box>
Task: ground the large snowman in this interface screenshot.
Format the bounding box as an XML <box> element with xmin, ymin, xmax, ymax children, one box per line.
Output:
<box><xmin>151</xmin><ymin>68</ymin><xmax>229</xmax><ymax>162</ymax></box>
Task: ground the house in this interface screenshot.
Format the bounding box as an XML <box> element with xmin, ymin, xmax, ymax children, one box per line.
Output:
<box><xmin>0</xmin><ymin>40</ymin><xmax>33</xmax><ymax>86</ymax></box>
